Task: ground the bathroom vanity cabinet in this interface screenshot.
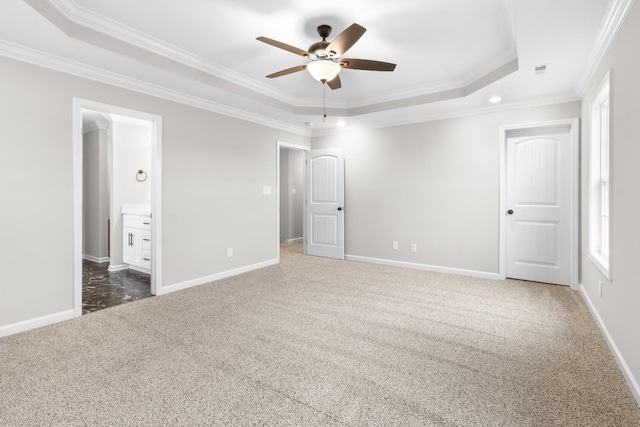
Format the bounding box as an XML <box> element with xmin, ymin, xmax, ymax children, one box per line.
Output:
<box><xmin>123</xmin><ymin>214</ymin><xmax>151</xmax><ymax>273</ymax></box>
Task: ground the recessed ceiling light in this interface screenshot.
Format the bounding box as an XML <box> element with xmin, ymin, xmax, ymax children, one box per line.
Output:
<box><xmin>489</xmin><ymin>96</ymin><xmax>502</xmax><ymax>104</ymax></box>
<box><xmin>336</xmin><ymin>121</ymin><xmax>346</xmax><ymax>127</ymax></box>
<box><xmin>304</xmin><ymin>122</ymin><xmax>314</xmax><ymax>126</ymax></box>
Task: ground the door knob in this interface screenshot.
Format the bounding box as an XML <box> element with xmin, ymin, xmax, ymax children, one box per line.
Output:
<box><xmin>507</xmin><ymin>209</ymin><xmax>514</xmax><ymax>215</ymax></box>
<box><xmin>337</xmin><ymin>207</ymin><xmax>343</xmax><ymax>211</ymax></box>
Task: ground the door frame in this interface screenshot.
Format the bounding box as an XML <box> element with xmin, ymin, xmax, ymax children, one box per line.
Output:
<box><xmin>72</xmin><ymin>98</ymin><xmax>163</xmax><ymax>317</ymax></box>
<box><xmin>499</xmin><ymin>118</ymin><xmax>579</xmax><ymax>289</ymax></box>
<box><xmin>276</xmin><ymin>141</ymin><xmax>310</xmax><ymax>261</ymax></box>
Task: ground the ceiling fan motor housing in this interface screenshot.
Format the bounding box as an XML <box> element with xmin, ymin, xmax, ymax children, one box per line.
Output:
<box><xmin>309</xmin><ymin>25</ymin><xmax>336</xmax><ymax>58</ymax></box>
<box><xmin>308</xmin><ymin>40</ymin><xmax>332</xmax><ymax>57</ymax></box>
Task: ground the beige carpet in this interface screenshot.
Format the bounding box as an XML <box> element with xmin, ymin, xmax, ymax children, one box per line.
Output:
<box><xmin>1</xmin><ymin>243</ymin><xmax>639</xmax><ymax>426</ymax></box>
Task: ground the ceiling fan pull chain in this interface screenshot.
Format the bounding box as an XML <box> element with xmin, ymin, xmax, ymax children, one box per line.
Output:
<box><xmin>323</xmin><ymin>83</ymin><xmax>327</xmax><ymax>122</ymax></box>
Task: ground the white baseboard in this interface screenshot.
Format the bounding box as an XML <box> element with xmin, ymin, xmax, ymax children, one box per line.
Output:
<box><xmin>158</xmin><ymin>259</ymin><xmax>279</xmax><ymax>296</ymax></box>
<box><xmin>580</xmin><ymin>284</ymin><xmax>640</xmax><ymax>406</ymax></box>
<box><xmin>129</xmin><ymin>265</ymin><xmax>150</xmax><ymax>275</ymax></box>
<box><xmin>108</xmin><ymin>264</ymin><xmax>129</xmax><ymax>272</ymax></box>
<box><xmin>285</xmin><ymin>237</ymin><xmax>303</xmax><ymax>244</ymax></box>
<box><xmin>0</xmin><ymin>309</ymin><xmax>75</xmax><ymax>338</ymax></box>
<box><xmin>345</xmin><ymin>254</ymin><xmax>500</xmax><ymax>280</ymax></box>
<box><xmin>83</xmin><ymin>254</ymin><xmax>110</xmax><ymax>263</ymax></box>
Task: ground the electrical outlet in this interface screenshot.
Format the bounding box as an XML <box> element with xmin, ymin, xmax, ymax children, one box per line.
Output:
<box><xmin>411</xmin><ymin>243</ymin><xmax>417</xmax><ymax>253</ymax></box>
<box><xmin>392</xmin><ymin>241</ymin><xmax>398</xmax><ymax>250</ymax></box>
<box><xmin>599</xmin><ymin>280</ymin><xmax>602</xmax><ymax>297</ymax></box>
<box><xmin>227</xmin><ymin>248</ymin><xmax>233</xmax><ymax>257</ymax></box>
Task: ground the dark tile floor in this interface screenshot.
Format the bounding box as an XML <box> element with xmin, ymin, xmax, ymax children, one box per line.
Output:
<box><xmin>82</xmin><ymin>260</ymin><xmax>153</xmax><ymax>314</ymax></box>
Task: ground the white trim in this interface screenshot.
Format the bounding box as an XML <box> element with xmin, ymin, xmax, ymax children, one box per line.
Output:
<box><xmin>129</xmin><ymin>265</ymin><xmax>151</xmax><ymax>275</ymax></box>
<box><xmin>277</xmin><ymin>141</ymin><xmax>310</xmax><ymax>151</ymax></box>
<box><xmin>107</xmin><ymin>264</ymin><xmax>130</xmax><ymax>272</ymax></box>
<box><xmin>588</xmin><ymin>72</ymin><xmax>612</xmax><ymax>280</ymax></box>
<box><xmin>342</xmin><ymin>55</ymin><xmax>518</xmax><ymax>109</ymax></box>
<box><xmin>158</xmin><ymin>259</ymin><xmax>278</xmax><ymax>295</ymax></box>
<box><xmin>45</xmin><ymin>0</ymin><xmax>304</xmax><ymax>107</ymax></box>
<box><xmin>499</xmin><ymin>118</ymin><xmax>580</xmax><ymax>289</ymax></box>
<box><xmin>580</xmin><ymin>284</ymin><xmax>640</xmax><ymax>406</ymax></box>
<box><xmin>345</xmin><ymin>255</ymin><xmax>500</xmax><ymax>281</ymax></box>
<box><xmin>73</xmin><ymin>98</ymin><xmax>163</xmax><ymax>318</ymax></box>
<box><xmin>82</xmin><ymin>254</ymin><xmax>110</xmax><ymax>263</ymax></box>
<box><xmin>0</xmin><ymin>39</ymin><xmax>581</xmax><ymax>139</ymax></box>
<box><xmin>39</xmin><ymin>0</ymin><xmax>517</xmax><ymax>112</ymax></box>
<box><xmin>285</xmin><ymin>238</ymin><xmax>303</xmax><ymax>244</ymax></box>
<box><xmin>0</xmin><ymin>310</ymin><xmax>75</xmax><ymax>338</ymax></box>
<box><xmin>0</xmin><ymin>40</ymin><xmax>310</xmax><ymax>137</ymax></box>
<box><xmin>82</xmin><ymin>120</ymin><xmax>109</xmax><ymax>133</ymax></box>
<box><xmin>151</xmin><ymin>113</ymin><xmax>163</xmax><ymax>295</ymax></box>
<box><xmin>589</xmin><ymin>252</ymin><xmax>611</xmax><ymax>280</ymax></box>
<box><xmin>311</xmin><ymin>93</ymin><xmax>580</xmax><ymax>138</ymax></box>
<box><xmin>577</xmin><ymin>0</ymin><xmax>635</xmax><ymax>97</ymax></box>
<box><xmin>276</xmin><ymin>141</ymin><xmax>310</xmax><ymax>262</ymax></box>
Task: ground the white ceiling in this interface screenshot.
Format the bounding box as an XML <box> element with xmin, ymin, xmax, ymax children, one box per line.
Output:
<box><xmin>0</xmin><ymin>0</ymin><xmax>625</xmax><ymax>136</ymax></box>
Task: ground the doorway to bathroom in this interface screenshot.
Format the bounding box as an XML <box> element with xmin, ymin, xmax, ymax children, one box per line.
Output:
<box><xmin>73</xmin><ymin>99</ymin><xmax>163</xmax><ymax>317</ymax></box>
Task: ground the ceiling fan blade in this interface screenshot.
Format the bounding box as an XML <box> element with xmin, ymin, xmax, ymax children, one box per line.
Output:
<box><xmin>266</xmin><ymin>65</ymin><xmax>307</xmax><ymax>78</ymax></box>
<box><xmin>341</xmin><ymin>58</ymin><xmax>396</xmax><ymax>72</ymax></box>
<box><xmin>326</xmin><ymin>23</ymin><xmax>366</xmax><ymax>57</ymax></box>
<box><xmin>256</xmin><ymin>36</ymin><xmax>308</xmax><ymax>57</ymax></box>
<box><xmin>327</xmin><ymin>75</ymin><xmax>341</xmax><ymax>90</ymax></box>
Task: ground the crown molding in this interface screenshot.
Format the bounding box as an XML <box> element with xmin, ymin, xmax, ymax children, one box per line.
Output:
<box><xmin>347</xmin><ymin>53</ymin><xmax>518</xmax><ymax>109</ymax></box>
<box><xmin>0</xmin><ymin>39</ymin><xmax>577</xmax><ymax>141</ymax></box>
<box><xmin>46</xmin><ymin>0</ymin><xmax>302</xmax><ymax>106</ymax></box>
<box><xmin>0</xmin><ymin>40</ymin><xmax>311</xmax><ymax>137</ymax></box>
<box><xmin>576</xmin><ymin>0</ymin><xmax>635</xmax><ymax>97</ymax></box>
<box><xmin>310</xmin><ymin>93</ymin><xmax>580</xmax><ymax>138</ymax></box>
<box><xmin>42</xmin><ymin>0</ymin><xmax>519</xmax><ymax>112</ymax></box>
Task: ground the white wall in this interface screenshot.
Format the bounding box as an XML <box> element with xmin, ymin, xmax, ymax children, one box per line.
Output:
<box><xmin>580</xmin><ymin>0</ymin><xmax>640</xmax><ymax>401</ymax></box>
<box><xmin>279</xmin><ymin>148</ymin><xmax>304</xmax><ymax>244</ymax></box>
<box><xmin>110</xmin><ymin>120</ymin><xmax>152</xmax><ymax>267</ymax></box>
<box><xmin>82</xmin><ymin>127</ymin><xmax>109</xmax><ymax>260</ymax></box>
<box><xmin>0</xmin><ymin>55</ymin><xmax>309</xmax><ymax>328</ymax></box>
<box><xmin>312</xmin><ymin>102</ymin><xmax>580</xmax><ymax>275</ymax></box>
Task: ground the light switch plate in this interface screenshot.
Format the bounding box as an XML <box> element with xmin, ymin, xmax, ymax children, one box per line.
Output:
<box><xmin>263</xmin><ymin>186</ymin><xmax>271</xmax><ymax>195</ymax></box>
<box><xmin>291</xmin><ymin>188</ymin><xmax>297</xmax><ymax>195</ymax></box>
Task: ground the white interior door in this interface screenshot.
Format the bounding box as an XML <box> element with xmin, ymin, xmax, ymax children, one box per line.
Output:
<box><xmin>506</xmin><ymin>125</ymin><xmax>572</xmax><ymax>285</ymax></box>
<box><xmin>306</xmin><ymin>148</ymin><xmax>344</xmax><ymax>259</ymax></box>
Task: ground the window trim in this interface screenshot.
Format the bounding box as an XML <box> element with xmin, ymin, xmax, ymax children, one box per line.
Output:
<box><xmin>589</xmin><ymin>72</ymin><xmax>611</xmax><ymax>279</ymax></box>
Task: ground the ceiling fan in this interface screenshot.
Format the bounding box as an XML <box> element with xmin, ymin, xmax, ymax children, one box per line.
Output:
<box><xmin>257</xmin><ymin>23</ymin><xmax>396</xmax><ymax>90</ymax></box>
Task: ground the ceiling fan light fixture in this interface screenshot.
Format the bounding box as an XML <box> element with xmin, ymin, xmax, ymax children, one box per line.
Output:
<box><xmin>307</xmin><ymin>60</ymin><xmax>340</xmax><ymax>83</ymax></box>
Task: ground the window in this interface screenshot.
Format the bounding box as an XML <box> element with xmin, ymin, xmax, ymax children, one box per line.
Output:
<box><xmin>589</xmin><ymin>72</ymin><xmax>611</xmax><ymax>278</ymax></box>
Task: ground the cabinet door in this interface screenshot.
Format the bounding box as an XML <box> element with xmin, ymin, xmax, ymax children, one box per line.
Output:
<box><xmin>123</xmin><ymin>227</ymin><xmax>143</xmax><ymax>267</ymax></box>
